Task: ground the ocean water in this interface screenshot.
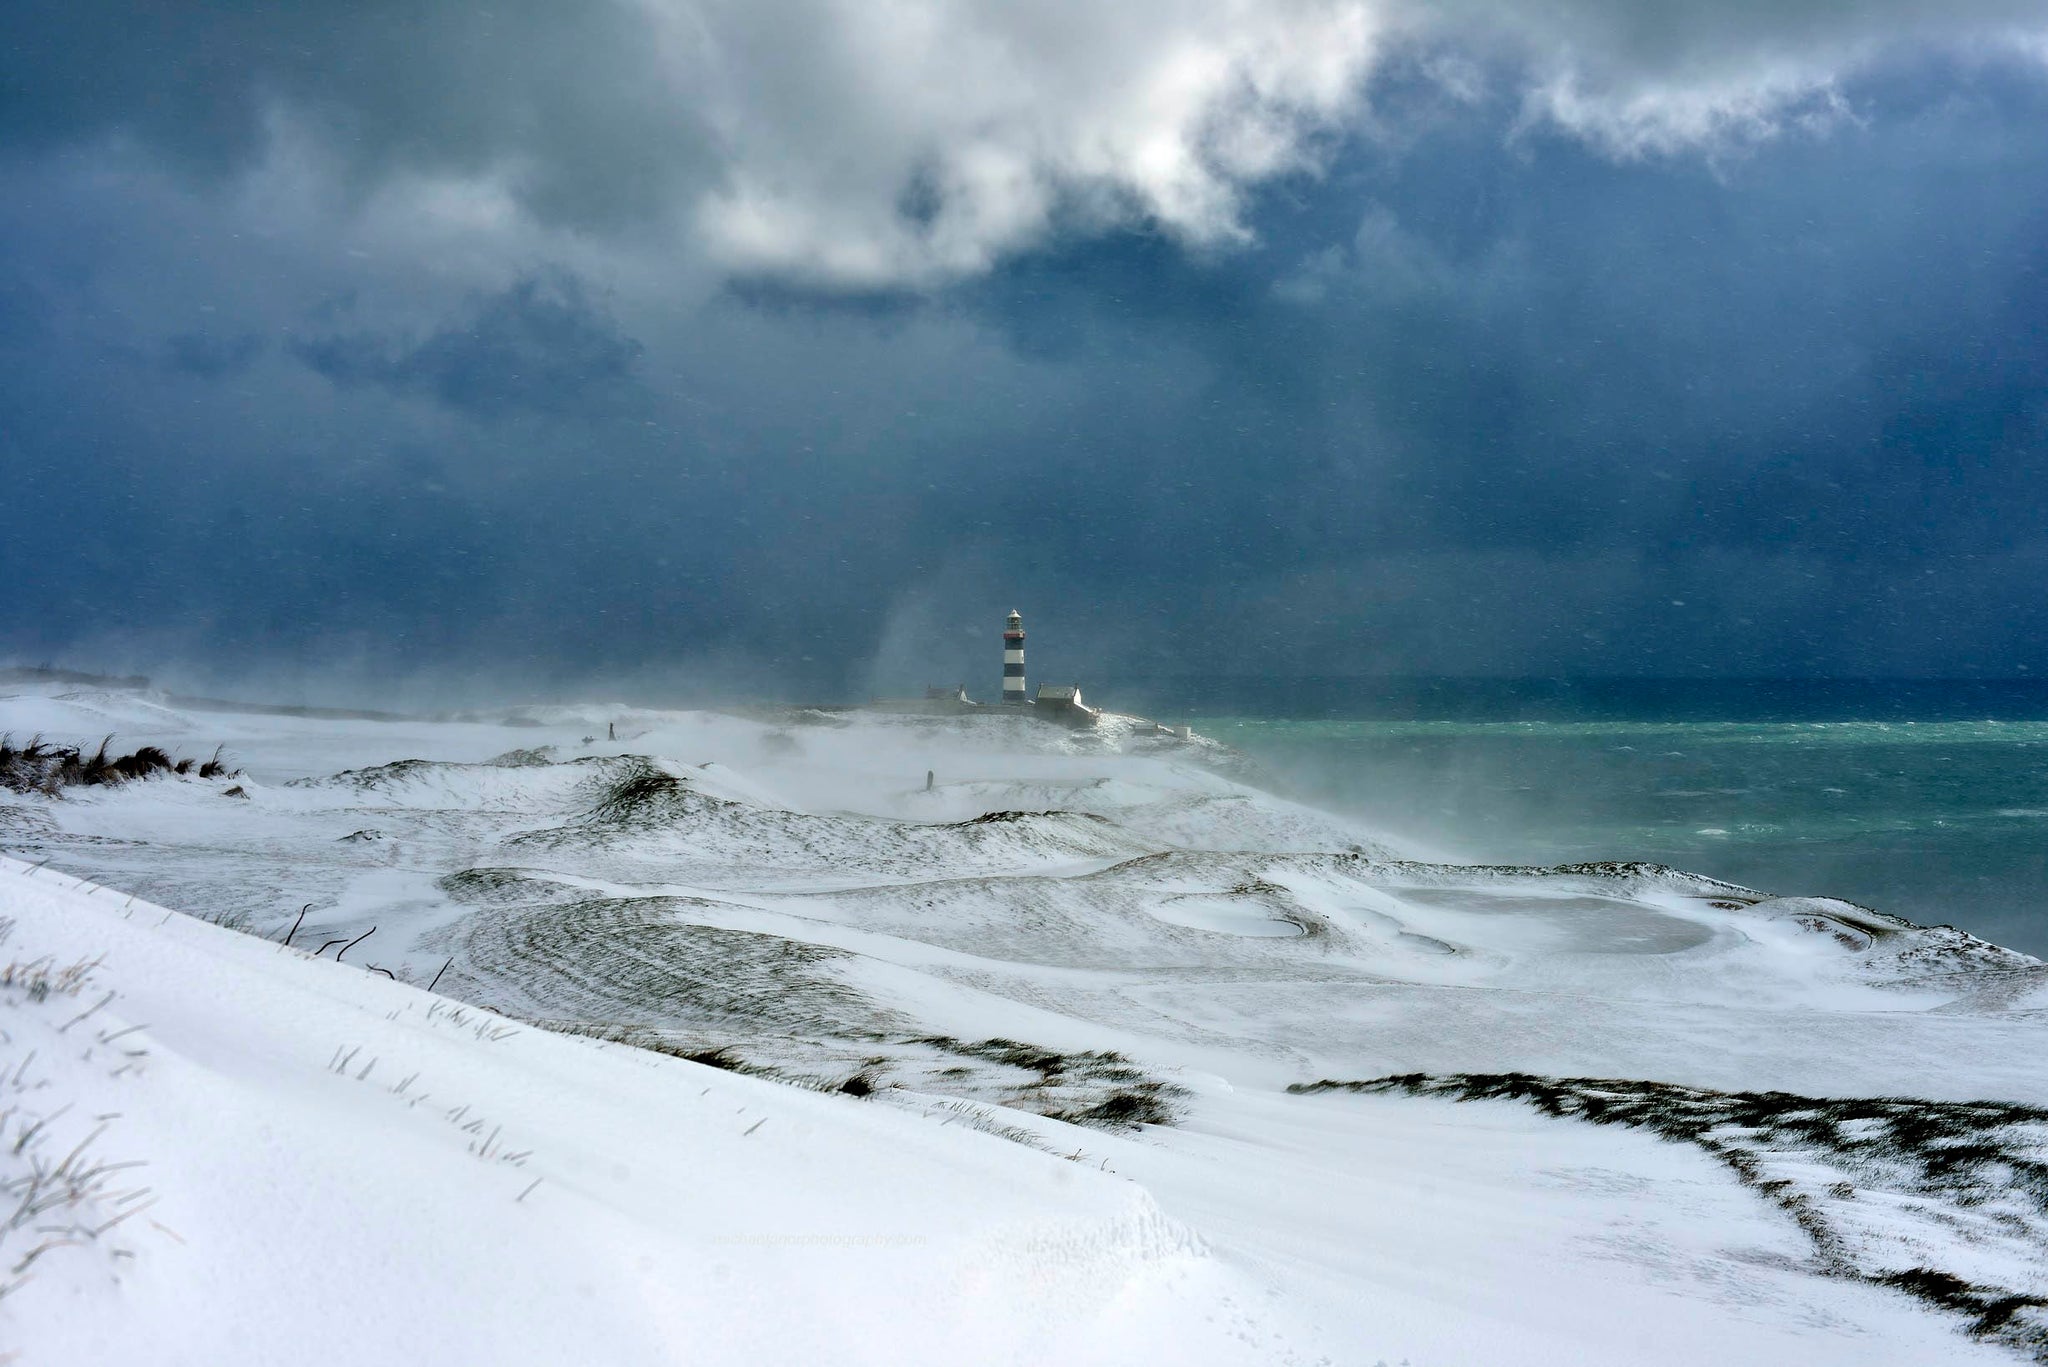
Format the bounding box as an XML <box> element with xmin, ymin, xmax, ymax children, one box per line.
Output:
<box><xmin>1197</xmin><ymin>717</ymin><xmax>2048</xmax><ymax>958</ymax></box>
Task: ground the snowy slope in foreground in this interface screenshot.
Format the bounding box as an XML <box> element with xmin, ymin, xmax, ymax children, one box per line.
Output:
<box><xmin>0</xmin><ymin>858</ymin><xmax>2013</xmax><ymax>1367</ymax></box>
<box><xmin>0</xmin><ymin>858</ymin><xmax>1251</xmax><ymax>1367</ymax></box>
<box><xmin>3</xmin><ymin>680</ymin><xmax>2047</xmax><ymax>1363</ymax></box>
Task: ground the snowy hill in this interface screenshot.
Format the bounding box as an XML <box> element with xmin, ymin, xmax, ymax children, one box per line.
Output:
<box><xmin>0</xmin><ymin>857</ymin><xmax>1257</xmax><ymax>1367</ymax></box>
<box><xmin>3</xmin><ymin>678</ymin><xmax>2046</xmax><ymax>1363</ymax></box>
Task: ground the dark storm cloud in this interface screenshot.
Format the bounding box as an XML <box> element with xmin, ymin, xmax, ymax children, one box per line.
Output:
<box><xmin>1</xmin><ymin>1</ymin><xmax>707</xmax><ymax>230</ymax></box>
<box><xmin>1</xmin><ymin>9</ymin><xmax>2046</xmax><ymax>702</ymax></box>
<box><xmin>1441</xmin><ymin>0</ymin><xmax>2047</xmax><ymax>67</ymax></box>
<box><xmin>895</xmin><ymin>52</ymin><xmax>2048</xmax><ymax>680</ymax></box>
<box><xmin>11</xmin><ymin>1</ymin><xmax>2039</xmax><ymax>288</ymax></box>
<box><xmin>290</xmin><ymin>276</ymin><xmax>645</xmax><ymax>418</ymax></box>
<box><xmin>163</xmin><ymin>332</ymin><xmax>264</xmax><ymax>380</ymax></box>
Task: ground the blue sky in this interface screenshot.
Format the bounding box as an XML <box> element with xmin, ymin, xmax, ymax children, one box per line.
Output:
<box><xmin>3</xmin><ymin>3</ymin><xmax>2046</xmax><ymax>702</ymax></box>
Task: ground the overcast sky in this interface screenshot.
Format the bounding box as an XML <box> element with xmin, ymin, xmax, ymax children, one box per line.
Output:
<box><xmin>4</xmin><ymin>2</ymin><xmax>2046</xmax><ymax>703</ymax></box>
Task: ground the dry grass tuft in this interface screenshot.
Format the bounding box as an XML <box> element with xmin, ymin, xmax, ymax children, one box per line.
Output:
<box><xmin>0</xmin><ymin>734</ymin><xmax>237</xmax><ymax>796</ymax></box>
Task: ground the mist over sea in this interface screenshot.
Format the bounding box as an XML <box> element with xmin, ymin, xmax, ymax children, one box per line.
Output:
<box><xmin>1115</xmin><ymin>679</ymin><xmax>2048</xmax><ymax>958</ymax></box>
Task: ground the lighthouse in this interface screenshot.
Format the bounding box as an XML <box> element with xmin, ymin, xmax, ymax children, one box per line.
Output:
<box><xmin>1003</xmin><ymin>609</ymin><xmax>1027</xmax><ymax>703</ymax></box>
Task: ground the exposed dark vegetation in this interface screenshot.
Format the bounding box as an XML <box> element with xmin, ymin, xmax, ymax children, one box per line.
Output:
<box><xmin>539</xmin><ymin>1022</ymin><xmax>876</xmax><ymax>1094</ymax></box>
<box><xmin>959</xmin><ymin>809</ymin><xmax>1054</xmax><ymax>825</ymax></box>
<box><xmin>589</xmin><ymin>768</ymin><xmax>692</xmax><ymax>823</ymax></box>
<box><xmin>912</xmin><ymin>1035</ymin><xmax>1185</xmax><ymax>1130</ymax></box>
<box><xmin>952</xmin><ymin>809</ymin><xmax>1113</xmax><ymax>828</ymax></box>
<box><xmin>435</xmin><ymin>867</ymin><xmax>589</xmax><ymax>906</ymax></box>
<box><xmin>295</xmin><ymin>751</ymin><xmax>606</xmax><ymax>791</ymax></box>
<box><xmin>486</xmin><ymin>746</ymin><xmax>557</xmax><ymax>768</ymax></box>
<box><xmin>1294</xmin><ymin>1072</ymin><xmax>2048</xmax><ymax>1360</ymax></box>
<box><xmin>533</xmin><ymin>1022</ymin><xmax>1186</xmax><ymax>1132</ymax></box>
<box><xmin>293</xmin><ymin>756</ymin><xmax>450</xmax><ymax>790</ymax></box>
<box><xmin>681</xmin><ymin>1045</ymin><xmax>746</xmax><ymax>1071</ymax></box>
<box><xmin>1048</xmin><ymin>1086</ymin><xmax>1182</xmax><ymax>1128</ymax></box>
<box><xmin>573</xmin><ymin>759</ymin><xmax>738</xmax><ymax>828</ymax></box>
<box><xmin>917</xmin><ymin>1035</ymin><xmax>1081</xmax><ymax>1075</ymax></box>
<box><xmin>0</xmin><ymin>735</ymin><xmax>235</xmax><ymax>796</ymax></box>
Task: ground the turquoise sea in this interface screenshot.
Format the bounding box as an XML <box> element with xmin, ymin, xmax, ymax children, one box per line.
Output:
<box><xmin>1197</xmin><ymin>717</ymin><xmax>2048</xmax><ymax>958</ymax></box>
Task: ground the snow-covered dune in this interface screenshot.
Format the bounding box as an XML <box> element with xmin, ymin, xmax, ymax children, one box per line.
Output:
<box><xmin>0</xmin><ymin>857</ymin><xmax>1265</xmax><ymax>1367</ymax></box>
<box><xmin>3</xmin><ymin>677</ymin><xmax>2045</xmax><ymax>1364</ymax></box>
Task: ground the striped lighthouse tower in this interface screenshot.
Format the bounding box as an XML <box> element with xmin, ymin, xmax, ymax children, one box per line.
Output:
<box><xmin>1002</xmin><ymin>610</ymin><xmax>1027</xmax><ymax>703</ymax></box>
